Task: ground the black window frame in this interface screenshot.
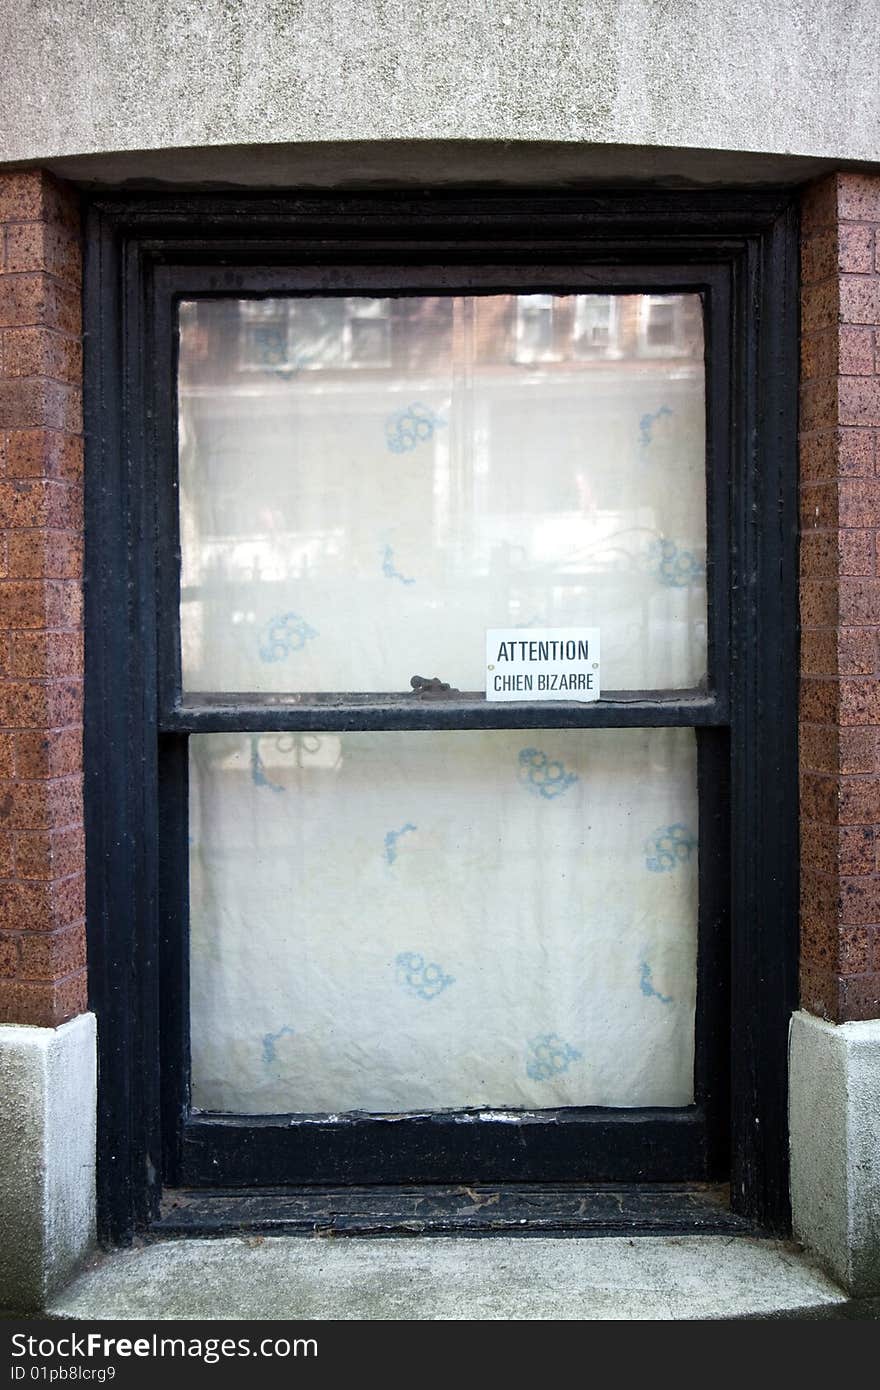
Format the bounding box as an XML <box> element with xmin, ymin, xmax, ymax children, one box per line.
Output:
<box><xmin>84</xmin><ymin>190</ymin><xmax>799</xmax><ymax>1243</ymax></box>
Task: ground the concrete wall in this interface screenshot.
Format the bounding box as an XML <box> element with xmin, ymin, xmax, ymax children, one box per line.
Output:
<box><xmin>0</xmin><ymin>1015</ymin><xmax>96</xmax><ymax>1312</ymax></box>
<box><xmin>0</xmin><ymin>1</ymin><xmax>878</xmax><ymax>174</ymax></box>
<box><xmin>790</xmin><ymin>1012</ymin><xmax>880</xmax><ymax>1295</ymax></box>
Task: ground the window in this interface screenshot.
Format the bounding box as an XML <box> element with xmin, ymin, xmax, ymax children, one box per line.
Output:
<box><xmin>179</xmin><ymin>290</ymin><xmax>708</xmax><ymax>1126</ymax></box>
<box><xmin>637</xmin><ymin>294</ymin><xmax>695</xmax><ymax>357</ymax></box>
<box><xmin>85</xmin><ymin>192</ymin><xmax>798</xmax><ymax>1240</ymax></box>
<box><xmin>572</xmin><ymin>294</ymin><xmax>619</xmax><ymax>357</ymax></box>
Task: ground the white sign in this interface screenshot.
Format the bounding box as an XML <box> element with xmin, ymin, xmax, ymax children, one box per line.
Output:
<box><xmin>485</xmin><ymin>627</ymin><xmax>600</xmax><ymax>703</ymax></box>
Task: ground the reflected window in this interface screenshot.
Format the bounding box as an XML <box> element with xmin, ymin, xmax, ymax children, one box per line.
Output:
<box><xmin>514</xmin><ymin>294</ymin><xmax>558</xmax><ymax>364</ymax></box>
<box><xmin>238</xmin><ymin>297</ymin><xmax>392</xmax><ymax>372</ymax></box>
<box><xmin>638</xmin><ymin>295</ymin><xmax>692</xmax><ymax>356</ymax></box>
<box><xmin>572</xmin><ymin>295</ymin><xmax>619</xmax><ymax>357</ymax></box>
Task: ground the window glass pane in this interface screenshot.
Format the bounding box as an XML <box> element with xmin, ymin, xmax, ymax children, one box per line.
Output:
<box><xmin>178</xmin><ymin>294</ymin><xmax>706</xmax><ymax>694</ymax></box>
<box><xmin>189</xmin><ymin>727</ymin><xmax>698</xmax><ymax>1114</ymax></box>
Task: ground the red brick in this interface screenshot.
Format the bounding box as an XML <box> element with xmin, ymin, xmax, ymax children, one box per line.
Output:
<box><xmin>6</xmin><ymin>533</ymin><xmax>83</xmax><ymax>582</ymax></box>
<box><xmin>838</xmin><ymin>478</ymin><xmax>880</xmax><ymax>527</ymax></box>
<box><xmin>3</xmin><ymin>430</ymin><xmax>82</xmax><ymax>481</ymax></box>
<box><xmin>840</xmin><ymin>678</ymin><xmax>880</xmax><ymax>725</ymax></box>
<box><xmin>0</xmin><ymin>776</ymin><xmax>82</xmax><ymax>830</ymax></box>
<box><xmin>0</xmin><ymin>970</ymin><xmax>87</xmax><ymax>1026</ymax></box>
<box><xmin>839</xmin><ymin>325</ymin><xmax>876</xmax><ymax>376</ymax></box>
<box><xmin>801</xmin><ymin>328</ymin><xmax>837</xmax><ymax>381</ymax></box>
<box><xmin>801</xmin><ymin>229</ymin><xmax>837</xmax><ymax>285</ymax></box>
<box><xmin>840</xmin><ymin>428</ymin><xmax>877</xmax><ymax>476</ymax></box>
<box><xmin>0</xmin><ymin>579</ymin><xmax>82</xmax><ymax>629</ymax></box>
<box><xmin>801</xmin><ymin>177</ymin><xmax>839</xmax><ymax>233</ymax></box>
<box><xmin>838</xmin><ymin>926</ymin><xmax>873</xmax><ymax>973</ymax></box>
<box><xmin>838</xmin><ymin>629</ymin><xmax>878</xmax><ymax>675</ymax></box>
<box><xmin>839</xmin><ymin>725</ymin><xmax>879</xmax><ymax>773</ymax></box>
<box><xmin>801</xmin><ymin>278</ymin><xmax>839</xmax><ymax>334</ymax></box>
<box><xmin>0</xmin><ymin>679</ymin><xmax>81</xmax><ymax>729</ymax></box>
<box><xmin>800</xmin><ymin>819</ymin><xmax>836</xmax><ymax>875</ymax></box>
<box><xmin>1</xmin><ymin>327</ymin><xmax>82</xmax><ymax>384</ymax></box>
<box><xmin>800</xmin><ymin>722</ymin><xmax>839</xmax><ymax>774</ymax></box>
<box><xmin>838</xmin><ymin>224</ymin><xmax>875</xmax><ymax>274</ymax></box>
<box><xmin>0</xmin><ymin>173</ymin><xmax>47</xmax><ymax>224</ymax></box>
<box><xmin>0</xmin><ymin>873</ymin><xmax>84</xmax><ymax>932</ymax></box>
<box><xmin>839</xmin><ymin>576</ymin><xmax>880</xmax><ymax>624</ymax></box>
<box><xmin>0</xmin><ymin>377</ymin><xmax>82</xmax><ymax>432</ymax></box>
<box><xmin>802</xmin><ymin>822</ymin><xmax>876</xmax><ymax>879</ymax></box>
<box><xmin>15</xmin><ymin>826</ymin><xmax>84</xmax><ymax>880</ymax></box>
<box><xmin>800</xmin><ymin>429</ymin><xmax>839</xmax><ymax>480</ymax></box>
<box><xmin>800</xmin><ymin>579</ymin><xmax>838</xmax><ymax>627</ymax></box>
<box><xmin>0</xmin><ymin>274</ymin><xmax>80</xmax><ymax>334</ymax></box>
<box><xmin>0</xmin><ymin>933</ymin><xmax>18</xmax><ymax>977</ymax></box>
<box><xmin>800</xmin><ymin>629</ymin><xmax>838</xmax><ymax>676</ymax></box>
<box><xmin>840</xmin><ymin>824</ymin><xmax>876</xmax><ymax>874</ymax></box>
<box><xmin>839</xmin><ymin>776</ymin><xmax>880</xmax><ymax>825</ymax></box>
<box><xmin>839</xmin><ymin>376</ymin><xmax>880</xmax><ymax>428</ymax></box>
<box><xmin>800</xmin><ymin>375</ymin><xmax>839</xmax><ymax>433</ymax></box>
<box><xmin>14</xmin><ymin>728</ymin><xmax>80</xmax><ymax>779</ymax></box>
<box><xmin>838</xmin><ymin>972</ymin><xmax>880</xmax><ymax>1021</ymax></box>
<box><xmin>839</xmin><ymin>530</ymin><xmax>875</xmax><ymax>576</ymax></box>
<box><xmin>800</xmin><ymin>482</ymin><xmax>838</xmax><ymax>531</ymax></box>
<box><xmin>4</xmin><ymin>223</ymin><xmax>81</xmax><ymax>285</ymax></box>
<box><xmin>800</xmin><ymin>962</ymin><xmax>839</xmax><ymax>1020</ymax></box>
<box><xmin>17</xmin><ymin>923</ymin><xmax>86</xmax><ymax>980</ymax></box>
<box><xmin>799</xmin><ymin>528</ymin><xmax>839</xmax><ymax>579</ymax></box>
<box><xmin>800</xmin><ymin>772</ymin><xmax>839</xmax><ymax>823</ymax></box>
<box><xmin>837</xmin><ymin>175</ymin><xmax>880</xmax><ymax>223</ymax></box>
<box><xmin>839</xmin><ymin>276</ymin><xmax>880</xmax><ymax>327</ymax></box>
<box><xmin>840</xmin><ymin>875</ymin><xmax>880</xmax><ymax>926</ymax></box>
<box><xmin>800</xmin><ymin>676</ymin><xmax>839</xmax><ymax>722</ymax></box>
<box><xmin>0</xmin><ymin>479</ymin><xmax>81</xmax><ymax>528</ymax></box>
<box><xmin>9</xmin><ymin>630</ymin><xmax>83</xmax><ymax>678</ymax></box>
<box><xmin>800</xmin><ymin>870</ymin><xmax>839</xmax><ymax>962</ymax></box>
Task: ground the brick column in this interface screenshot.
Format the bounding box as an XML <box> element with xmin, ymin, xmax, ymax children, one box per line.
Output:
<box><xmin>800</xmin><ymin>173</ymin><xmax>880</xmax><ymax>1022</ymax></box>
<box><xmin>0</xmin><ymin>171</ymin><xmax>85</xmax><ymax>1026</ymax></box>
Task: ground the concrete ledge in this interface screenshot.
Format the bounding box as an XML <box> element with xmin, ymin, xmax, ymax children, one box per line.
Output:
<box><xmin>0</xmin><ymin>1014</ymin><xmax>96</xmax><ymax>1313</ymax></box>
<box><xmin>48</xmin><ymin>1234</ymin><xmax>850</xmax><ymax>1321</ymax></box>
<box><xmin>790</xmin><ymin>1010</ymin><xmax>880</xmax><ymax>1296</ymax></box>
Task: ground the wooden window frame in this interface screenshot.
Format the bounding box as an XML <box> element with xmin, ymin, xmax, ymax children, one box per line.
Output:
<box><xmin>83</xmin><ymin>190</ymin><xmax>799</xmax><ymax>1243</ymax></box>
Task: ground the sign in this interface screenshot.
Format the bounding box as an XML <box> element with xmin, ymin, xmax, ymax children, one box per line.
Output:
<box><xmin>485</xmin><ymin>627</ymin><xmax>600</xmax><ymax>703</ymax></box>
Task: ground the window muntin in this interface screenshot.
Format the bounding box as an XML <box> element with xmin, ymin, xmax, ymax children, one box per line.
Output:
<box><xmin>177</xmin><ymin>293</ymin><xmax>707</xmax><ymax>697</ymax></box>
<box><xmin>189</xmin><ymin>727</ymin><xmax>698</xmax><ymax>1115</ymax></box>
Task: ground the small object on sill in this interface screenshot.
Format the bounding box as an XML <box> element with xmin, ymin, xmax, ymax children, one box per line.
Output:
<box><xmin>410</xmin><ymin>675</ymin><xmax>462</xmax><ymax>699</ymax></box>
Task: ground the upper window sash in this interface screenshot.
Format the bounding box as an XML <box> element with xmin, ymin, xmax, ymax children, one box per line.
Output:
<box><xmin>155</xmin><ymin>264</ymin><xmax>731</xmax><ymax>732</ymax></box>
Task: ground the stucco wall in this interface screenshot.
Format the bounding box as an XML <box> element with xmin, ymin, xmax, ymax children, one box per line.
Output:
<box><xmin>0</xmin><ymin>1</ymin><xmax>878</xmax><ymax>172</ymax></box>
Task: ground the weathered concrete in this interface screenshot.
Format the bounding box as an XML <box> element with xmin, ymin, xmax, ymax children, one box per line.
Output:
<box><xmin>790</xmin><ymin>1011</ymin><xmax>880</xmax><ymax>1296</ymax></box>
<box><xmin>49</xmin><ymin>1234</ymin><xmax>850</xmax><ymax>1321</ymax></box>
<box><xmin>0</xmin><ymin>1</ymin><xmax>878</xmax><ymax>172</ymax></box>
<box><xmin>0</xmin><ymin>1015</ymin><xmax>96</xmax><ymax>1313</ymax></box>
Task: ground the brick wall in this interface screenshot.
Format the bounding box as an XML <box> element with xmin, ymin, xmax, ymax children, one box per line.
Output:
<box><xmin>0</xmin><ymin>171</ymin><xmax>85</xmax><ymax>1027</ymax></box>
<box><xmin>801</xmin><ymin>172</ymin><xmax>880</xmax><ymax>1022</ymax></box>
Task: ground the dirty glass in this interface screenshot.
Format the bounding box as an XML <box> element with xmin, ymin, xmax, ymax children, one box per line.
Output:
<box><xmin>189</xmin><ymin>727</ymin><xmax>699</xmax><ymax>1114</ymax></box>
<box><xmin>177</xmin><ymin>294</ymin><xmax>706</xmax><ymax>694</ymax></box>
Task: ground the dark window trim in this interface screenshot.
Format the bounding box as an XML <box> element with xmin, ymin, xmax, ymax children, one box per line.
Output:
<box><xmin>83</xmin><ymin>189</ymin><xmax>798</xmax><ymax>1243</ymax></box>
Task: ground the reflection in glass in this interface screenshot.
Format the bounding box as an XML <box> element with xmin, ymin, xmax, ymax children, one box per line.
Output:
<box><xmin>189</xmin><ymin>727</ymin><xmax>699</xmax><ymax>1114</ymax></box>
<box><xmin>178</xmin><ymin>294</ymin><xmax>706</xmax><ymax>693</ymax></box>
